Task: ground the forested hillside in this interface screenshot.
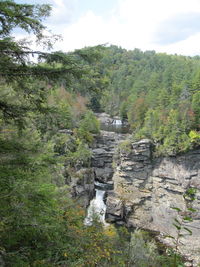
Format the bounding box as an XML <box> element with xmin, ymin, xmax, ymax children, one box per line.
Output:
<box><xmin>0</xmin><ymin>1</ymin><xmax>200</xmax><ymax>266</ymax></box>
<box><xmin>83</xmin><ymin>45</ymin><xmax>200</xmax><ymax>155</ymax></box>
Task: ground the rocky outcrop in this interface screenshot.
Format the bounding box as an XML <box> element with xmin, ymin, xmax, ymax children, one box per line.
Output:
<box><xmin>68</xmin><ymin>167</ymin><xmax>95</xmax><ymax>207</ymax></box>
<box><xmin>61</xmin><ymin>114</ymin><xmax>200</xmax><ymax>264</ymax></box>
<box><xmin>91</xmin><ymin>130</ymin><xmax>128</xmax><ymax>183</ymax></box>
<box><xmin>59</xmin><ymin>113</ymin><xmax>129</xmax><ymax>207</ymax></box>
<box><xmin>55</xmin><ymin>130</ymin><xmax>95</xmax><ymax>208</ymax></box>
<box><xmin>106</xmin><ymin>139</ymin><xmax>200</xmax><ymax>265</ymax></box>
<box><xmin>62</xmin><ymin>128</ymin><xmax>128</xmax><ymax>207</ymax></box>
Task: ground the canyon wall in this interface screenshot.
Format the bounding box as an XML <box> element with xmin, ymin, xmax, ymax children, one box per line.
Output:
<box><xmin>65</xmin><ymin>129</ymin><xmax>127</xmax><ymax>207</ymax></box>
<box><xmin>106</xmin><ymin>139</ymin><xmax>200</xmax><ymax>265</ymax></box>
<box><xmin>63</xmin><ymin>115</ymin><xmax>200</xmax><ymax>265</ymax></box>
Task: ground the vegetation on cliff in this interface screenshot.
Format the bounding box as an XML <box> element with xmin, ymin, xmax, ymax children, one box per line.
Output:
<box><xmin>0</xmin><ymin>0</ymin><xmax>198</xmax><ymax>266</ymax></box>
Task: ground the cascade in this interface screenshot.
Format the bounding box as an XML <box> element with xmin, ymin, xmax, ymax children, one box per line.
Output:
<box><xmin>113</xmin><ymin>119</ymin><xmax>122</xmax><ymax>125</ymax></box>
<box><xmin>84</xmin><ymin>186</ymin><xmax>108</xmax><ymax>226</ymax></box>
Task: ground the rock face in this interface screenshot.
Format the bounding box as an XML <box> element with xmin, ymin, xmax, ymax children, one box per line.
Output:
<box><xmin>69</xmin><ymin>168</ymin><xmax>95</xmax><ymax>207</ymax></box>
<box><xmin>60</xmin><ymin>115</ymin><xmax>129</xmax><ymax>207</ymax></box>
<box><xmin>61</xmin><ymin>115</ymin><xmax>200</xmax><ymax>264</ymax></box>
<box><xmin>63</xmin><ymin>128</ymin><xmax>128</xmax><ymax>207</ymax></box>
<box><xmin>55</xmin><ymin>130</ymin><xmax>95</xmax><ymax>208</ymax></box>
<box><xmin>91</xmin><ymin>130</ymin><xmax>127</xmax><ymax>183</ymax></box>
<box><xmin>106</xmin><ymin>139</ymin><xmax>200</xmax><ymax>265</ymax></box>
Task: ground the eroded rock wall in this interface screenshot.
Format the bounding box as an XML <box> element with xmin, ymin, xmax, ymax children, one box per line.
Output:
<box><xmin>106</xmin><ymin>139</ymin><xmax>200</xmax><ymax>265</ymax></box>
<box><xmin>68</xmin><ymin>167</ymin><xmax>95</xmax><ymax>207</ymax></box>
<box><xmin>64</xmin><ymin>129</ymin><xmax>127</xmax><ymax>207</ymax></box>
<box><xmin>91</xmin><ymin>130</ymin><xmax>127</xmax><ymax>183</ymax></box>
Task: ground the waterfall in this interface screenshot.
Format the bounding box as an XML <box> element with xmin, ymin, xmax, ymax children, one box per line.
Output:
<box><xmin>84</xmin><ymin>116</ymin><xmax>129</xmax><ymax>227</ymax></box>
<box><xmin>113</xmin><ymin>119</ymin><xmax>122</xmax><ymax>125</ymax></box>
<box><xmin>84</xmin><ymin>188</ymin><xmax>109</xmax><ymax>226</ymax></box>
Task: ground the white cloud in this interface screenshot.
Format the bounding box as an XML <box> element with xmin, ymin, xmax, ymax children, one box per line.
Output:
<box><xmin>57</xmin><ymin>11</ymin><xmax>108</xmax><ymax>51</ymax></box>
<box><xmin>46</xmin><ymin>0</ymin><xmax>200</xmax><ymax>55</ymax></box>
<box><xmin>47</xmin><ymin>0</ymin><xmax>76</xmax><ymax>26</ymax></box>
<box><xmin>155</xmin><ymin>33</ymin><xmax>200</xmax><ymax>56</ymax></box>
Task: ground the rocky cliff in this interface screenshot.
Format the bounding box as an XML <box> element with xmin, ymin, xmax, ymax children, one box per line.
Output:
<box><xmin>64</xmin><ymin>129</ymin><xmax>127</xmax><ymax>207</ymax></box>
<box><xmin>62</xmin><ymin>114</ymin><xmax>200</xmax><ymax>265</ymax></box>
<box><xmin>91</xmin><ymin>130</ymin><xmax>127</xmax><ymax>183</ymax></box>
<box><xmin>106</xmin><ymin>139</ymin><xmax>200</xmax><ymax>265</ymax></box>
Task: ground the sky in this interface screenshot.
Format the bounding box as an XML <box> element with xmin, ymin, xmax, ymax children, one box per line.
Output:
<box><xmin>15</xmin><ymin>0</ymin><xmax>200</xmax><ymax>56</ymax></box>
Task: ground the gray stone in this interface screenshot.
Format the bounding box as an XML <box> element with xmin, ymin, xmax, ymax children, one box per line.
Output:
<box><xmin>106</xmin><ymin>193</ymin><xmax>123</xmax><ymax>218</ymax></box>
<box><xmin>95</xmin><ymin>113</ymin><xmax>114</xmax><ymax>124</ymax></box>
<box><xmin>68</xmin><ymin>116</ymin><xmax>200</xmax><ymax>265</ymax></box>
<box><xmin>58</xmin><ymin>129</ymin><xmax>73</xmax><ymax>134</ymax></box>
<box><xmin>92</xmin><ymin>148</ymin><xmax>107</xmax><ymax>155</ymax></box>
<box><xmin>69</xmin><ymin>168</ymin><xmax>95</xmax><ymax>207</ymax></box>
<box><xmin>95</xmin><ymin>167</ymin><xmax>113</xmax><ymax>182</ymax></box>
<box><xmin>105</xmin><ymin>138</ymin><xmax>200</xmax><ymax>265</ymax></box>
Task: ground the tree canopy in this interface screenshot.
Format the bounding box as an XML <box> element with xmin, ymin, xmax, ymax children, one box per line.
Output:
<box><xmin>86</xmin><ymin>45</ymin><xmax>200</xmax><ymax>154</ymax></box>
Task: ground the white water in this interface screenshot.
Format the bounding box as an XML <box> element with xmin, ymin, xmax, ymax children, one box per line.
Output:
<box><xmin>84</xmin><ymin>189</ymin><xmax>108</xmax><ymax>226</ymax></box>
<box><xmin>94</xmin><ymin>181</ymin><xmax>108</xmax><ymax>189</ymax></box>
<box><xmin>113</xmin><ymin>119</ymin><xmax>122</xmax><ymax>125</ymax></box>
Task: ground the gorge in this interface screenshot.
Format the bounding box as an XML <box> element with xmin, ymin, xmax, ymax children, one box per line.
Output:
<box><xmin>82</xmin><ymin>114</ymin><xmax>200</xmax><ymax>266</ymax></box>
<box><xmin>2</xmin><ymin>2</ymin><xmax>200</xmax><ymax>265</ymax></box>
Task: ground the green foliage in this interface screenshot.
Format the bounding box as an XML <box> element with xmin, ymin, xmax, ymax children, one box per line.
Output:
<box><xmin>80</xmin><ymin>110</ymin><xmax>100</xmax><ymax>134</ymax></box>
<box><xmin>66</xmin><ymin>140</ymin><xmax>92</xmax><ymax>167</ymax></box>
<box><xmin>0</xmin><ymin>1</ymin><xmax>51</xmax><ymax>38</ymax></box>
<box><xmin>0</xmin><ymin>128</ymin><xmax>62</xmax><ymax>265</ymax></box>
<box><xmin>165</xmin><ymin>188</ymin><xmax>197</xmax><ymax>266</ymax></box>
<box><xmin>125</xmin><ymin>230</ymin><xmax>181</xmax><ymax>267</ymax></box>
<box><xmin>189</xmin><ymin>130</ymin><xmax>200</xmax><ymax>144</ymax></box>
<box><xmin>191</xmin><ymin>91</ymin><xmax>200</xmax><ymax>128</ymax></box>
<box><xmin>127</xmin><ymin>229</ymin><xmax>160</xmax><ymax>266</ymax></box>
<box><xmin>0</xmin><ymin>2</ymin><xmax>104</xmax><ymax>266</ymax></box>
<box><xmin>157</xmin><ymin>109</ymin><xmax>191</xmax><ymax>155</ymax></box>
<box><xmin>92</xmin><ymin>45</ymin><xmax>200</xmax><ymax>155</ymax></box>
<box><xmin>119</xmin><ymin>139</ymin><xmax>132</xmax><ymax>153</ymax></box>
<box><xmin>0</xmin><ymin>0</ymin><xmax>96</xmax><ymax>130</ymax></box>
<box><xmin>1</xmin><ymin>1</ymin><xmax>199</xmax><ymax>266</ymax></box>
<box><xmin>120</xmin><ymin>101</ymin><xmax>129</xmax><ymax>120</ymax></box>
<box><xmin>76</xmin><ymin>110</ymin><xmax>100</xmax><ymax>143</ymax></box>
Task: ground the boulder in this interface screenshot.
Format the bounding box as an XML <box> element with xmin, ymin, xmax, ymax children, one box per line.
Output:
<box><xmin>106</xmin><ymin>192</ymin><xmax>123</xmax><ymax>222</ymax></box>
<box><xmin>69</xmin><ymin>168</ymin><xmax>95</xmax><ymax>207</ymax></box>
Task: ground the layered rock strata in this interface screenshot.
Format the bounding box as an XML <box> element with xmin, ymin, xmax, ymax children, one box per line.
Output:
<box><xmin>106</xmin><ymin>139</ymin><xmax>200</xmax><ymax>265</ymax></box>
<box><xmin>63</xmin><ymin>129</ymin><xmax>128</xmax><ymax>207</ymax></box>
<box><xmin>91</xmin><ymin>130</ymin><xmax>127</xmax><ymax>183</ymax></box>
<box><xmin>69</xmin><ymin>167</ymin><xmax>95</xmax><ymax>207</ymax></box>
